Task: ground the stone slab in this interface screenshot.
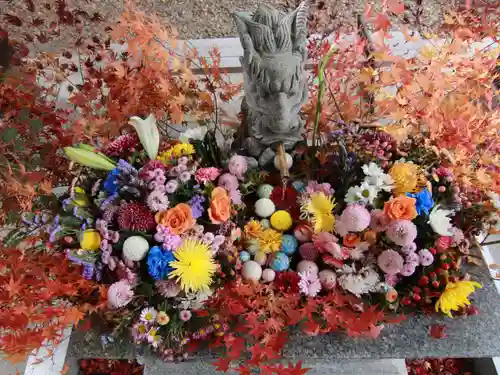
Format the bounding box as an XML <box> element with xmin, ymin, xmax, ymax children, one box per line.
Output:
<box><xmin>67</xmin><ymin>260</ymin><xmax>500</xmax><ymax>361</ymax></box>
<box><xmin>144</xmin><ymin>359</ymin><xmax>408</xmax><ymax>375</ymax></box>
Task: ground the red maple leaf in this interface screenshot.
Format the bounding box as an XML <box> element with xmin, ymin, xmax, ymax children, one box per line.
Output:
<box><xmin>429</xmin><ymin>324</ymin><xmax>447</xmax><ymax>339</ymax></box>
<box><xmin>275</xmin><ymin>361</ymin><xmax>310</xmax><ymax>375</ymax></box>
<box><xmin>212</xmin><ymin>357</ymin><xmax>231</xmax><ymax>373</ymax></box>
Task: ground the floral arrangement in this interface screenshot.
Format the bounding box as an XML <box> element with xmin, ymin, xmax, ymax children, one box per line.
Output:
<box><xmin>1</xmin><ymin>1</ymin><xmax>499</xmax><ymax>374</ymax></box>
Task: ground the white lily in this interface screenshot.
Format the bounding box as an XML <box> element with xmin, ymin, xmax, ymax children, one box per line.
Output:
<box><xmin>428</xmin><ymin>205</ymin><xmax>454</xmax><ymax>236</ymax></box>
<box><xmin>128</xmin><ymin>114</ymin><xmax>160</xmax><ymax>160</ymax></box>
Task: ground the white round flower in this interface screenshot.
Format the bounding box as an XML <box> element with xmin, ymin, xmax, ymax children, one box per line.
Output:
<box><xmin>262</xmin><ymin>268</ymin><xmax>276</xmax><ymax>282</ymax></box>
<box><xmin>257</xmin><ymin>184</ymin><xmax>274</xmax><ymax>199</ymax></box>
<box><xmin>255</xmin><ymin>198</ymin><xmax>276</xmax><ymax>218</ymax></box>
<box><xmin>242</xmin><ymin>260</ymin><xmax>262</xmax><ymax>281</ymax></box>
<box><xmin>123</xmin><ymin>236</ymin><xmax>150</xmax><ymax>261</ymax></box>
<box><xmin>428</xmin><ymin>206</ymin><xmax>454</xmax><ymax>236</ymax></box>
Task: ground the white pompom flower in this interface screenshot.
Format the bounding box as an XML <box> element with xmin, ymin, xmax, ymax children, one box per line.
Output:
<box><xmin>123</xmin><ymin>236</ymin><xmax>150</xmax><ymax>261</ymax></box>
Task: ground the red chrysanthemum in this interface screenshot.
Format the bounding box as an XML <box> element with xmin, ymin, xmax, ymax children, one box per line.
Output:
<box><xmin>117</xmin><ymin>202</ymin><xmax>156</xmax><ymax>232</ymax></box>
<box><xmin>103</xmin><ymin>134</ymin><xmax>139</xmax><ymax>157</ymax></box>
<box><xmin>138</xmin><ymin>160</ymin><xmax>166</xmax><ymax>179</ymax></box>
<box><xmin>274</xmin><ymin>271</ymin><xmax>300</xmax><ymax>294</ymax></box>
<box><xmin>270</xmin><ymin>186</ymin><xmax>300</xmax><ymax>220</ymax></box>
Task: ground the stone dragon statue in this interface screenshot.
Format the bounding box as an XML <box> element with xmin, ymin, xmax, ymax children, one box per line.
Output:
<box><xmin>233</xmin><ymin>1</ymin><xmax>309</xmax><ymax>166</ymax></box>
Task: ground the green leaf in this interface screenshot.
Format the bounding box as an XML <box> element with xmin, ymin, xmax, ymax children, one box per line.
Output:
<box><xmin>2</xmin><ymin>128</ymin><xmax>18</xmax><ymax>143</ymax></box>
<box><xmin>18</xmin><ymin>109</ymin><xmax>30</xmax><ymax>122</ymax></box>
<box><xmin>29</xmin><ymin>118</ymin><xmax>44</xmax><ymax>132</ymax></box>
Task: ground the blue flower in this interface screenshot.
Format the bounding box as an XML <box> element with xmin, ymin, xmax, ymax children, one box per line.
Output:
<box><xmin>103</xmin><ymin>168</ymin><xmax>120</xmax><ymax>194</ymax></box>
<box><xmin>147</xmin><ymin>246</ymin><xmax>175</xmax><ymax>280</ymax></box>
<box><xmin>189</xmin><ymin>195</ymin><xmax>206</xmax><ymax>219</ymax></box>
<box><xmin>406</xmin><ymin>188</ymin><xmax>434</xmax><ymax>216</ymax></box>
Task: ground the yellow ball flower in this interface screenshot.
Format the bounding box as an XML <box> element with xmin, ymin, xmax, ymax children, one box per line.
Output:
<box><xmin>156</xmin><ymin>311</ymin><xmax>170</xmax><ymax>326</ymax></box>
<box><xmin>169</xmin><ymin>238</ymin><xmax>216</xmax><ymax>293</ymax></box>
<box><xmin>258</xmin><ymin>228</ymin><xmax>282</xmax><ymax>253</ymax></box>
<box><xmin>270</xmin><ymin>210</ymin><xmax>293</xmax><ymax>232</ymax></box>
<box><xmin>389</xmin><ymin>162</ymin><xmax>427</xmax><ymax>195</ymax></box>
<box><xmin>80</xmin><ymin>230</ymin><xmax>101</xmax><ymax>251</ymax></box>
<box><xmin>435</xmin><ymin>280</ymin><xmax>482</xmax><ymax>318</ymax></box>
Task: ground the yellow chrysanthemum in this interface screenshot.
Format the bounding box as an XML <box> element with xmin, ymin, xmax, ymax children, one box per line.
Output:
<box><xmin>258</xmin><ymin>228</ymin><xmax>282</xmax><ymax>253</ymax></box>
<box><xmin>435</xmin><ymin>280</ymin><xmax>482</xmax><ymax>318</ymax></box>
<box><xmin>157</xmin><ymin>143</ymin><xmax>195</xmax><ymax>164</ymax></box>
<box><xmin>244</xmin><ymin>220</ymin><xmax>262</xmax><ymax>238</ymax></box>
<box><xmin>169</xmin><ymin>239</ymin><xmax>216</xmax><ymax>293</ymax></box>
<box><xmin>389</xmin><ymin>162</ymin><xmax>427</xmax><ymax>195</ymax></box>
<box><xmin>301</xmin><ymin>192</ymin><xmax>336</xmax><ymax>233</ymax></box>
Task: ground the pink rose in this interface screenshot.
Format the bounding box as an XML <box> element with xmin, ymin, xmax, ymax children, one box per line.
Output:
<box><xmin>228</xmin><ymin>155</ymin><xmax>248</xmax><ymax>180</ymax></box>
<box><xmin>195</xmin><ymin>167</ymin><xmax>221</xmax><ymax>184</ymax></box>
<box><xmin>436</xmin><ymin>236</ymin><xmax>452</xmax><ymax>251</ymax></box>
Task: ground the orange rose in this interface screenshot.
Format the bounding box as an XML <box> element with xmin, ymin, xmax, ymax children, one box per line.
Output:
<box><xmin>383</xmin><ymin>196</ymin><xmax>417</xmax><ymax>221</ymax></box>
<box><xmin>343</xmin><ymin>233</ymin><xmax>360</xmax><ymax>248</ymax></box>
<box><xmin>155</xmin><ymin>203</ymin><xmax>194</xmax><ymax>234</ymax></box>
<box><xmin>209</xmin><ymin>187</ymin><xmax>231</xmax><ymax>224</ymax></box>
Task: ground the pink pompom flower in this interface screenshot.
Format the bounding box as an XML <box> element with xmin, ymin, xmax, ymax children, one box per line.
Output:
<box><xmin>370</xmin><ymin>210</ymin><xmax>389</xmax><ymax>232</ymax></box>
<box><xmin>228</xmin><ymin>155</ymin><xmax>248</xmax><ymax>180</ymax></box>
<box><xmin>377</xmin><ymin>249</ymin><xmax>404</xmax><ymax>275</ymax></box>
<box><xmin>107</xmin><ymin>280</ymin><xmax>134</xmax><ymax>309</ymax></box>
<box><xmin>418</xmin><ymin>248</ymin><xmax>434</xmax><ymax>266</ymax></box>
<box><xmin>340</xmin><ymin>204</ymin><xmax>371</xmax><ymax>232</ymax></box>
<box><xmin>386</xmin><ymin>220</ymin><xmax>417</xmax><ymax>246</ymax></box>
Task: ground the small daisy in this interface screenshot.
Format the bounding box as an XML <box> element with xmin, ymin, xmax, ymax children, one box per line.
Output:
<box><xmin>131</xmin><ymin>322</ymin><xmax>148</xmax><ymax>342</ymax></box>
<box><xmin>140</xmin><ymin>307</ymin><xmax>157</xmax><ymax>324</ymax></box>
<box><xmin>362</xmin><ymin>162</ymin><xmax>384</xmax><ymax>177</ymax></box>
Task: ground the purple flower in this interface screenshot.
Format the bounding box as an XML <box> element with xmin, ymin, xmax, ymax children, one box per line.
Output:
<box><xmin>178</xmin><ymin>156</ymin><xmax>189</xmax><ymax>165</ymax></box>
<box><xmin>377</xmin><ymin>249</ymin><xmax>404</xmax><ymax>275</ymax></box>
<box><xmin>406</xmin><ymin>252</ymin><xmax>419</xmax><ymax>266</ymax></box>
<box><xmin>401</xmin><ymin>242</ymin><xmax>417</xmax><ymax>254</ymax></box>
<box><xmin>189</xmin><ymin>195</ymin><xmax>206</xmax><ymax>219</ymax></box>
<box><xmin>229</xmin><ymin>189</ymin><xmax>242</xmax><ymax>205</ymax></box>
<box><xmin>165</xmin><ymin>180</ymin><xmax>179</xmax><ymax>193</ymax></box>
<box><xmin>147</xmin><ymin>190</ymin><xmax>170</xmax><ymax>212</ymax></box>
<box><xmin>386</xmin><ymin>220</ymin><xmax>417</xmax><ymax>246</ymax></box>
<box><xmin>418</xmin><ymin>249</ymin><xmax>434</xmax><ymax>266</ymax></box>
<box><xmin>400</xmin><ymin>262</ymin><xmax>417</xmax><ymax>276</ymax></box>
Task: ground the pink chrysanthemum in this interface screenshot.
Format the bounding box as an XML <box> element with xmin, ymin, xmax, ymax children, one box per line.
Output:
<box><xmin>369</xmin><ymin>210</ymin><xmax>389</xmax><ymax>232</ymax></box>
<box><xmin>386</xmin><ymin>220</ymin><xmax>417</xmax><ymax>246</ymax></box>
<box><xmin>139</xmin><ymin>160</ymin><xmax>166</xmax><ymax>180</ymax></box>
<box><xmin>103</xmin><ymin>133</ymin><xmax>138</xmax><ymax>157</ymax></box>
<box><xmin>147</xmin><ymin>190</ymin><xmax>170</xmax><ymax>212</ymax></box>
<box><xmin>298</xmin><ymin>271</ymin><xmax>322</xmax><ymax>297</ymax></box>
<box><xmin>340</xmin><ymin>204</ymin><xmax>371</xmax><ymax>232</ymax></box>
<box><xmin>377</xmin><ymin>249</ymin><xmax>404</xmax><ymax>275</ymax></box>
<box><xmin>117</xmin><ymin>202</ymin><xmax>156</xmax><ymax>232</ymax></box>
<box><xmin>156</xmin><ymin>280</ymin><xmax>182</xmax><ymax>298</ymax></box>
<box><xmin>107</xmin><ymin>280</ymin><xmax>134</xmax><ymax>309</ymax></box>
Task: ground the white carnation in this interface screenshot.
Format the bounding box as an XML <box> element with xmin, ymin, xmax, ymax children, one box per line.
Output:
<box><xmin>338</xmin><ymin>265</ymin><xmax>380</xmax><ymax>297</ymax></box>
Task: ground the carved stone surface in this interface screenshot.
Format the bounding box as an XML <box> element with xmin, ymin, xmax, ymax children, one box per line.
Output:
<box><xmin>234</xmin><ymin>1</ymin><xmax>309</xmax><ymax>154</ymax></box>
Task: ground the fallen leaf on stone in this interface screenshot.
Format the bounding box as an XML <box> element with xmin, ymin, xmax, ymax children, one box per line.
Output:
<box><xmin>429</xmin><ymin>324</ymin><xmax>447</xmax><ymax>339</ymax></box>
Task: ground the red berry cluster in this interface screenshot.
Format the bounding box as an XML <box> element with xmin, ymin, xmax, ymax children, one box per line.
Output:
<box><xmin>80</xmin><ymin>359</ymin><xmax>144</xmax><ymax>375</ymax></box>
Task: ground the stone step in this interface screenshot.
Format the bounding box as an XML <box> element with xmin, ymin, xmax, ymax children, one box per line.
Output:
<box><xmin>143</xmin><ymin>359</ymin><xmax>409</xmax><ymax>375</ymax></box>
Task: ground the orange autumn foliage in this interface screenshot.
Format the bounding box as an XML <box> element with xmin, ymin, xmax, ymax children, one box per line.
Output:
<box><xmin>0</xmin><ymin>245</ymin><xmax>107</xmax><ymax>362</ymax></box>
